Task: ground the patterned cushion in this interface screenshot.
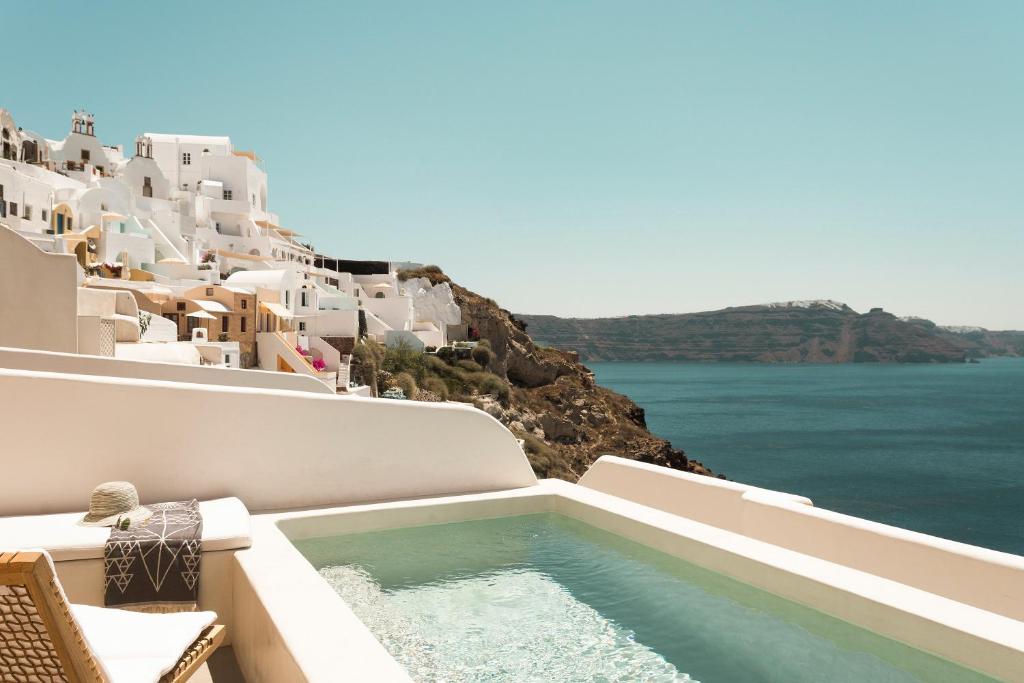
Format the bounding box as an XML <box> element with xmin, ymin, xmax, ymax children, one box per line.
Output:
<box><xmin>0</xmin><ymin>498</ymin><xmax>251</xmax><ymax>561</ymax></box>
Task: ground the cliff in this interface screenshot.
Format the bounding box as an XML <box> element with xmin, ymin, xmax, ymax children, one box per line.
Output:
<box><xmin>902</xmin><ymin>319</ymin><xmax>1024</xmax><ymax>360</ymax></box>
<box><xmin>518</xmin><ymin>301</ymin><xmax>999</xmax><ymax>363</ymax></box>
<box><xmin>457</xmin><ymin>284</ymin><xmax>718</xmax><ymax>479</ymax></box>
<box><xmin>392</xmin><ymin>266</ymin><xmax>718</xmax><ymax>480</ymax></box>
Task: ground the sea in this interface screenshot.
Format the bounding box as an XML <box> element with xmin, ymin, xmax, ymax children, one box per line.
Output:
<box><xmin>589</xmin><ymin>358</ymin><xmax>1024</xmax><ymax>557</ymax></box>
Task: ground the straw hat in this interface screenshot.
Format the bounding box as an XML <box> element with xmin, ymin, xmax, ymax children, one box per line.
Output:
<box><xmin>79</xmin><ymin>482</ymin><xmax>152</xmax><ymax>527</ymax></box>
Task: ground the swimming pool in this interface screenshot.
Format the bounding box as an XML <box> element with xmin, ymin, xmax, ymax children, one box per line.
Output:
<box><xmin>294</xmin><ymin>512</ymin><xmax>994</xmax><ymax>682</ymax></box>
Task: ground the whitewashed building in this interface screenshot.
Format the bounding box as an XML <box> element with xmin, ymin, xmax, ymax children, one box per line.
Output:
<box><xmin>0</xmin><ymin>106</ymin><xmax>461</xmax><ymax>390</ymax></box>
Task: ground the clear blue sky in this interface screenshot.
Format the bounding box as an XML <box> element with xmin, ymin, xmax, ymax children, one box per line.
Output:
<box><xmin>8</xmin><ymin>2</ymin><xmax>1023</xmax><ymax>328</ymax></box>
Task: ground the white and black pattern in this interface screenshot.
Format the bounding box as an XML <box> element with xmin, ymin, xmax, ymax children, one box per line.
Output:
<box><xmin>104</xmin><ymin>500</ymin><xmax>202</xmax><ymax>612</ymax></box>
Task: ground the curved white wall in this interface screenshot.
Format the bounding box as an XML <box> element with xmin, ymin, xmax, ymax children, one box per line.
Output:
<box><xmin>579</xmin><ymin>455</ymin><xmax>1024</xmax><ymax>622</ymax></box>
<box><xmin>0</xmin><ymin>368</ymin><xmax>537</xmax><ymax>516</ymax></box>
<box><xmin>579</xmin><ymin>455</ymin><xmax>812</xmax><ymax>532</ymax></box>
<box><xmin>0</xmin><ymin>346</ymin><xmax>333</xmax><ymax>394</ymax></box>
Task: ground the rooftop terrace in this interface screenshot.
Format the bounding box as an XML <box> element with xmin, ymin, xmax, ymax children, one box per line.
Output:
<box><xmin>1</xmin><ymin>347</ymin><xmax>1021</xmax><ymax>681</ymax></box>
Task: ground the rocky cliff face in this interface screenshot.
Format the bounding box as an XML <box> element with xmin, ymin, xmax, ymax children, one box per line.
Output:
<box><xmin>903</xmin><ymin>318</ymin><xmax>1024</xmax><ymax>359</ymax></box>
<box><xmin>519</xmin><ymin>302</ymin><xmax>980</xmax><ymax>363</ymax></box>
<box><xmin>449</xmin><ymin>280</ymin><xmax>718</xmax><ymax>480</ymax></box>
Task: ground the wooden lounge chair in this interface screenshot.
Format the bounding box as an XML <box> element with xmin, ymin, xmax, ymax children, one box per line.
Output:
<box><xmin>0</xmin><ymin>550</ymin><xmax>225</xmax><ymax>682</ymax></box>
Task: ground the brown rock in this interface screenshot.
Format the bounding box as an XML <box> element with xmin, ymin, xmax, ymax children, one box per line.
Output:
<box><xmin>451</xmin><ymin>279</ymin><xmax>719</xmax><ymax>480</ymax></box>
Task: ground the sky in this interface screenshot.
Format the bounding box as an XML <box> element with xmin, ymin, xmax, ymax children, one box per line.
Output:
<box><xmin>7</xmin><ymin>2</ymin><xmax>1023</xmax><ymax>328</ymax></box>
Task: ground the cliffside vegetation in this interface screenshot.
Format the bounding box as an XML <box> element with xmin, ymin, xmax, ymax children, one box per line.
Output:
<box><xmin>351</xmin><ymin>267</ymin><xmax>718</xmax><ymax>481</ymax></box>
<box><xmin>353</xmin><ymin>337</ymin><xmax>510</xmax><ymax>404</ymax></box>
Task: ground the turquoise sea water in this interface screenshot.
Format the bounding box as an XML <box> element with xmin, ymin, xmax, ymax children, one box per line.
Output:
<box><xmin>589</xmin><ymin>357</ymin><xmax>1024</xmax><ymax>556</ymax></box>
<box><xmin>296</xmin><ymin>514</ymin><xmax>994</xmax><ymax>682</ymax></box>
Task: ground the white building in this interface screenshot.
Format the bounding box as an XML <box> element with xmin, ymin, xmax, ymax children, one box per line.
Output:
<box><xmin>0</xmin><ymin>106</ymin><xmax>461</xmax><ymax>387</ymax></box>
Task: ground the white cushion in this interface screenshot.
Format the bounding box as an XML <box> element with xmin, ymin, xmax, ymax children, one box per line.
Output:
<box><xmin>71</xmin><ymin>603</ymin><xmax>216</xmax><ymax>683</ymax></box>
<box><xmin>0</xmin><ymin>497</ymin><xmax>251</xmax><ymax>561</ymax></box>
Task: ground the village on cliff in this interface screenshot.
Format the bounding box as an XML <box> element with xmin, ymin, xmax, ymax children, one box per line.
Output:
<box><xmin>0</xmin><ymin>108</ymin><xmax>468</xmax><ymax>393</ymax></box>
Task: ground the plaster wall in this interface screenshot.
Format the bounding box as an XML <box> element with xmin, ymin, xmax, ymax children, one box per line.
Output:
<box><xmin>0</xmin><ymin>227</ymin><xmax>77</xmax><ymax>352</ymax></box>
<box><xmin>580</xmin><ymin>456</ymin><xmax>1024</xmax><ymax>622</ymax></box>
<box><xmin>0</xmin><ymin>161</ymin><xmax>58</xmax><ymax>234</ymax></box>
<box><xmin>0</xmin><ymin>367</ymin><xmax>537</xmax><ymax>515</ymax></box>
<box><xmin>120</xmin><ymin>156</ymin><xmax>170</xmax><ymax>200</ymax></box>
<box><xmin>302</xmin><ymin>309</ymin><xmax>358</xmax><ymax>337</ymax></box>
<box><xmin>362</xmin><ymin>295</ymin><xmax>413</xmax><ymax>331</ymax></box>
<box><xmin>0</xmin><ymin>346</ymin><xmax>333</xmax><ymax>395</ymax></box>
<box><xmin>101</xmin><ymin>229</ymin><xmax>154</xmax><ymax>268</ymax></box>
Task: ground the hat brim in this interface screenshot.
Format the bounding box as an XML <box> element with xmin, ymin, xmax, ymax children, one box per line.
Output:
<box><xmin>78</xmin><ymin>506</ymin><xmax>153</xmax><ymax>528</ymax></box>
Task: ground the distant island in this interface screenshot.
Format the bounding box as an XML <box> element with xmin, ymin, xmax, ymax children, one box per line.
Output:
<box><xmin>518</xmin><ymin>301</ymin><xmax>1024</xmax><ymax>363</ymax></box>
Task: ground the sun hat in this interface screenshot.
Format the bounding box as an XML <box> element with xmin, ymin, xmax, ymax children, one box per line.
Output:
<box><xmin>78</xmin><ymin>482</ymin><xmax>153</xmax><ymax>528</ymax></box>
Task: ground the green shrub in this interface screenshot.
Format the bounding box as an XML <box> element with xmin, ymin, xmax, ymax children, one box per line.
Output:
<box><xmin>396</xmin><ymin>265</ymin><xmax>450</xmax><ymax>285</ymax></box>
<box><xmin>519</xmin><ymin>433</ymin><xmax>573</xmax><ymax>479</ymax></box>
<box><xmin>471</xmin><ymin>345</ymin><xmax>492</xmax><ymax>368</ymax></box>
<box><xmin>475</xmin><ymin>372</ymin><xmax>510</xmax><ymax>405</ymax></box>
<box><xmin>421</xmin><ymin>376</ymin><xmax>450</xmax><ymax>400</ymax></box>
<box><xmin>457</xmin><ymin>359</ymin><xmax>483</xmax><ymax>373</ymax></box>
<box><xmin>352</xmin><ymin>340</ymin><xmax>386</xmax><ymax>394</ymax></box>
<box><xmin>382</xmin><ymin>341</ymin><xmax>426</xmax><ymax>381</ymax></box>
<box><xmin>426</xmin><ymin>355</ymin><xmax>452</xmax><ymax>373</ymax></box>
<box><xmin>394</xmin><ymin>372</ymin><xmax>418</xmax><ymax>399</ymax></box>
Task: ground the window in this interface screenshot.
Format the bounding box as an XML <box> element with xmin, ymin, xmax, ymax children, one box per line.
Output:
<box><xmin>284</xmin><ymin>290</ymin><xmax>290</xmax><ymax>307</ymax></box>
<box><xmin>251</xmin><ymin>193</ymin><xmax>256</xmax><ymax>206</ymax></box>
<box><xmin>81</xmin><ymin>149</ymin><xmax>90</xmax><ymax>162</ymax></box>
<box><xmin>41</xmin><ymin>209</ymin><xmax>48</xmax><ymax>222</ymax></box>
<box><xmin>23</xmin><ymin>205</ymin><xmax>31</xmax><ymax>220</ymax></box>
<box><xmin>300</xmin><ymin>291</ymin><xmax>308</xmax><ymax>307</ymax></box>
<box><xmin>67</xmin><ymin>217</ymin><xmax>73</xmax><ymax>231</ymax></box>
<box><xmin>8</xmin><ymin>202</ymin><xmax>17</xmax><ymax>218</ymax></box>
<box><xmin>224</xmin><ymin>354</ymin><xmax>231</xmax><ymax>365</ymax></box>
<box><xmin>100</xmin><ymin>203</ymin><xmax>107</xmax><ymax>211</ymax></box>
<box><xmin>221</xmin><ymin>316</ymin><xmax>229</xmax><ymax>333</ymax></box>
<box><xmin>240</xmin><ymin>317</ymin><xmax>247</xmax><ymax>333</ymax></box>
<box><xmin>182</xmin><ymin>152</ymin><xmax>191</xmax><ymax>165</ymax></box>
<box><xmin>143</xmin><ymin>176</ymin><xmax>152</xmax><ymax>198</ymax></box>
<box><xmin>182</xmin><ymin>183</ymin><xmax>189</xmax><ymax>190</ymax></box>
<box><xmin>206</xmin><ymin>288</ymin><xmax>214</xmax><ymax>296</ymax></box>
<box><xmin>176</xmin><ymin>302</ymin><xmax>186</xmax><ymax>311</ymax></box>
<box><xmin>222</xmin><ymin>190</ymin><xmax>232</xmax><ymax>200</ymax></box>
<box><xmin>298</xmin><ymin>322</ymin><xmax>306</xmax><ymax>332</ymax></box>
<box><xmin>240</xmin><ymin>299</ymin><xmax>247</xmax><ymax>310</ymax></box>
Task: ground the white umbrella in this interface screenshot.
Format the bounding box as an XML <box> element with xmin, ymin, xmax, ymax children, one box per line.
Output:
<box><xmin>186</xmin><ymin>310</ymin><xmax>217</xmax><ymax>320</ymax></box>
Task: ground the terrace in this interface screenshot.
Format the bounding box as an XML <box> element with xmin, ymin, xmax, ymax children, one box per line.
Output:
<box><xmin>1</xmin><ymin>347</ymin><xmax>1022</xmax><ymax>682</ymax></box>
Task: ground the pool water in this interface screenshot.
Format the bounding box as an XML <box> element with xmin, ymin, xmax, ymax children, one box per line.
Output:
<box><xmin>294</xmin><ymin>513</ymin><xmax>994</xmax><ymax>682</ymax></box>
